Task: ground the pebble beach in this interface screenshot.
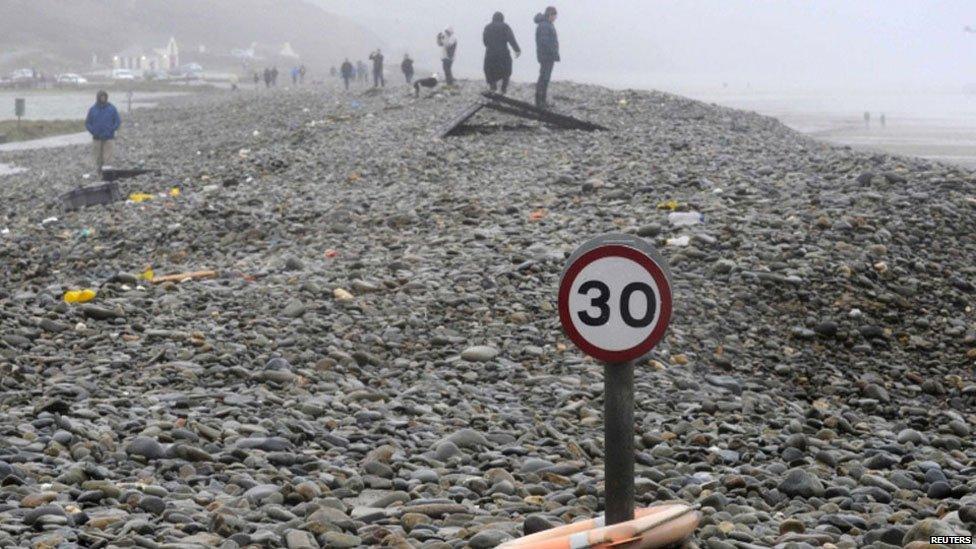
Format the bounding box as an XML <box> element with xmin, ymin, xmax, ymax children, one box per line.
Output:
<box><xmin>1</xmin><ymin>81</ymin><xmax>975</xmax><ymax>548</ymax></box>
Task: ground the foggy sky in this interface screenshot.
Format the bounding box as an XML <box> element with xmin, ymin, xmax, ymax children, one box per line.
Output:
<box><xmin>313</xmin><ymin>0</ymin><xmax>974</xmax><ymax>92</ymax></box>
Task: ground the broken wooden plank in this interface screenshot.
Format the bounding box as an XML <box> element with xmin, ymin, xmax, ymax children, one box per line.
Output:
<box><xmin>482</xmin><ymin>92</ymin><xmax>608</xmax><ymax>131</ymax></box>
<box><xmin>101</xmin><ymin>168</ymin><xmax>155</xmax><ymax>182</ymax></box>
<box><xmin>436</xmin><ymin>98</ymin><xmax>488</xmax><ymax>138</ymax></box>
<box><xmin>151</xmin><ymin>270</ymin><xmax>218</xmax><ymax>284</ymax></box>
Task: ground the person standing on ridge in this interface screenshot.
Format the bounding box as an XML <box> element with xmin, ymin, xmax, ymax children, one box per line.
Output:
<box><xmin>340</xmin><ymin>59</ymin><xmax>354</xmax><ymax>90</ymax></box>
<box><xmin>438</xmin><ymin>28</ymin><xmax>458</xmax><ymax>86</ymax></box>
<box><xmin>369</xmin><ymin>50</ymin><xmax>385</xmax><ymax>88</ymax></box>
<box><xmin>357</xmin><ymin>60</ymin><xmax>368</xmax><ymax>84</ymax></box>
<box><xmin>271</xmin><ymin>66</ymin><xmax>279</xmax><ymax>87</ymax></box>
<box><xmin>401</xmin><ymin>54</ymin><xmax>415</xmax><ymax>84</ymax></box>
<box><xmin>534</xmin><ymin>6</ymin><xmax>559</xmax><ymax>109</ymax></box>
<box><xmin>85</xmin><ymin>90</ymin><xmax>121</xmax><ymax>180</ymax></box>
<box><xmin>483</xmin><ymin>11</ymin><xmax>521</xmax><ymax>95</ymax></box>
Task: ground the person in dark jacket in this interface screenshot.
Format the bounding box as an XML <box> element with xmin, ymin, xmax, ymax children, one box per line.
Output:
<box><xmin>85</xmin><ymin>90</ymin><xmax>121</xmax><ymax>179</ymax></box>
<box><xmin>340</xmin><ymin>59</ymin><xmax>354</xmax><ymax>90</ymax></box>
<box><xmin>401</xmin><ymin>54</ymin><xmax>415</xmax><ymax>84</ymax></box>
<box><xmin>534</xmin><ymin>6</ymin><xmax>559</xmax><ymax>109</ymax></box>
<box><xmin>483</xmin><ymin>12</ymin><xmax>521</xmax><ymax>94</ymax></box>
<box><xmin>369</xmin><ymin>50</ymin><xmax>385</xmax><ymax>87</ymax></box>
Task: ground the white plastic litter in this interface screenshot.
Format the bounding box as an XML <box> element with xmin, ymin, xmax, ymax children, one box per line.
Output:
<box><xmin>669</xmin><ymin>212</ymin><xmax>704</xmax><ymax>227</ymax></box>
<box><xmin>666</xmin><ymin>235</ymin><xmax>691</xmax><ymax>247</ymax></box>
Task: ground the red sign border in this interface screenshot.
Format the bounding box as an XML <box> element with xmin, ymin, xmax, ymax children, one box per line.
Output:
<box><xmin>558</xmin><ymin>244</ymin><xmax>672</xmax><ymax>363</ymax></box>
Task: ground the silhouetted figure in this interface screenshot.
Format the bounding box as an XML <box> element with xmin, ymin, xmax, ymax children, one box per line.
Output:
<box><xmin>534</xmin><ymin>6</ymin><xmax>559</xmax><ymax>109</ymax></box>
<box><xmin>414</xmin><ymin>74</ymin><xmax>438</xmax><ymax>97</ymax></box>
<box><xmin>340</xmin><ymin>59</ymin><xmax>354</xmax><ymax>90</ymax></box>
<box><xmin>263</xmin><ymin>68</ymin><xmax>271</xmax><ymax>88</ymax></box>
<box><xmin>291</xmin><ymin>66</ymin><xmax>299</xmax><ymax>85</ymax></box>
<box><xmin>401</xmin><ymin>54</ymin><xmax>415</xmax><ymax>84</ymax></box>
<box><xmin>253</xmin><ymin>72</ymin><xmax>260</xmax><ymax>88</ymax></box>
<box><xmin>438</xmin><ymin>28</ymin><xmax>458</xmax><ymax>85</ymax></box>
<box><xmin>483</xmin><ymin>11</ymin><xmax>521</xmax><ymax>95</ymax></box>
<box><xmin>369</xmin><ymin>50</ymin><xmax>385</xmax><ymax>87</ymax></box>
<box><xmin>270</xmin><ymin>66</ymin><xmax>279</xmax><ymax>87</ymax></box>
<box><xmin>880</xmin><ymin>113</ymin><xmax>886</xmax><ymax>127</ymax></box>
<box><xmin>864</xmin><ymin>111</ymin><xmax>870</xmax><ymax>127</ymax></box>
<box><xmin>357</xmin><ymin>61</ymin><xmax>368</xmax><ymax>84</ymax></box>
<box><xmin>299</xmin><ymin>65</ymin><xmax>306</xmax><ymax>84</ymax></box>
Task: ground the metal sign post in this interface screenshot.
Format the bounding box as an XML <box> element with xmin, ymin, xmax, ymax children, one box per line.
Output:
<box><xmin>558</xmin><ymin>233</ymin><xmax>673</xmax><ymax>526</ymax></box>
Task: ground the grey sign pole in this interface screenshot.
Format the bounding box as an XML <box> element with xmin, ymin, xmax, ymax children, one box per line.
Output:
<box><xmin>559</xmin><ymin>233</ymin><xmax>673</xmax><ymax>529</ymax></box>
<box><xmin>604</xmin><ymin>360</ymin><xmax>635</xmax><ymax>525</ymax></box>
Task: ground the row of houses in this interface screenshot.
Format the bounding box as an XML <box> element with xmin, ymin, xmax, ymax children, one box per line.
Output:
<box><xmin>106</xmin><ymin>38</ymin><xmax>301</xmax><ymax>73</ymax></box>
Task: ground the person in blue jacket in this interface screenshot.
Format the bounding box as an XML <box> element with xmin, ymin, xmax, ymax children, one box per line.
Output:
<box><xmin>534</xmin><ymin>6</ymin><xmax>559</xmax><ymax>109</ymax></box>
<box><xmin>85</xmin><ymin>91</ymin><xmax>121</xmax><ymax>179</ymax></box>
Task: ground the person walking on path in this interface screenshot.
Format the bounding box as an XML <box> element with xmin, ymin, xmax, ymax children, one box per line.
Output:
<box><xmin>438</xmin><ymin>28</ymin><xmax>458</xmax><ymax>85</ymax></box>
<box><xmin>85</xmin><ymin>90</ymin><xmax>121</xmax><ymax>180</ymax></box>
<box><xmin>483</xmin><ymin>11</ymin><xmax>521</xmax><ymax>94</ymax></box>
<box><xmin>263</xmin><ymin>68</ymin><xmax>271</xmax><ymax>88</ymax></box>
<box><xmin>369</xmin><ymin>50</ymin><xmax>385</xmax><ymax>87</ymax></box>
<box><xmin>270</xmin><ymin>66</ymin><xmax>279</xmax><ymax>87</ymax></box>
<box><xmin>401</xmin><ymin>54</ymin><xmax>415</xmax><ymax>84</ymax></box>
<box><xmin>534</xmin><ymin>6</ymin><xmax>559</xmax><ymax>109</ymax></box>
<box><xmin>340</xmin><ymin>59</ymin><xmax>354</xmax><ymax>90</ymax></box>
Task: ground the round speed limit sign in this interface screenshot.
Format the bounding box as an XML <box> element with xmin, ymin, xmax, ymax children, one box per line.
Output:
<box><xmin>558</xmin><ymin>234</ymin><xmax>673</xmax><ymax>363</ymax></box>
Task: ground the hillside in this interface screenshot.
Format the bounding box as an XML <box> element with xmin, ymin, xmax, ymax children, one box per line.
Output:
<box><xmin>0</xmin><ymin>0</ymin><xmax>381</xmax><ymax>73</ymax></box>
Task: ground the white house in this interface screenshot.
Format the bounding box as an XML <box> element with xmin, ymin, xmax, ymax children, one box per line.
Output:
<box><xmin>113</xmin><ymin>37</ymin><xmax>179</xmax><ymax>72</ymax></box>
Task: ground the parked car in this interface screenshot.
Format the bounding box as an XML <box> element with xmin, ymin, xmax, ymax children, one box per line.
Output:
<box><xmin>56</xmin><ymin>73</ymin><xmax>88</xmax><ymax>85</ymax></box>
<box><xmin>10</xmin><ymin>68</ymin><xmax>35</xmax><ymax>82</ymax></box>
<box><xmin>171</xmin><ymin>63</ymin><xmax>203</xmax><ymax>79</ymax></box>
<box><xmin>112</xmin><ymin>68</ymin><xmax>137</xmax><ymax>80</ymax></box>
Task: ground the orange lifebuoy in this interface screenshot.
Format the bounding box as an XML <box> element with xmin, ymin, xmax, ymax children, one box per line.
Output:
<box><xmin>498</xmin><ymin>504</ymin><xmax>700</xmax><ymax>549</ymax></box>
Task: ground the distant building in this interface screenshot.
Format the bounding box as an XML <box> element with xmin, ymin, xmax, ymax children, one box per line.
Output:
<box><xmin>113</xmin><ymin>37</ymin><xmax>179</xmax><ymax>72</ymax></box>
<box><xmin>280</xmin><ymin>42</ymin><xmax>299</xmax><ymax>59</ymax></box>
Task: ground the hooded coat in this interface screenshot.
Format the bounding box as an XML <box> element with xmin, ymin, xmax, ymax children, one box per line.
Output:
<box><xmin>483</xmin><ymin>12</ymin><xmax>521</xmax><ymax>83</ymax></box>
<box><xmin>534</xmin><ymin>13</ymin><xmax>560</xmax><ymax>63</ymax></box>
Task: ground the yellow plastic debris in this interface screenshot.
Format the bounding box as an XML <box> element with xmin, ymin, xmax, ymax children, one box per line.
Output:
<box><xmin>169</xmin><ymin>187</ymin><xmax>181</xmax><ymax>197</ymax></box>
<box><xmin>64</xmin><ymin>289</ymin><xmax>96</xmax><ymax>304</ymax></box>
<box><xmin>657</xmin><ymin>199</ymin><xmax>680</xmax><ymax>211</ymax></box>
<box><xmin>138</xmin><ymin>267</ymin><xmax>155</xmax><ymax>282</ymax></box>
<box><xmin>128</xmin><ymin>193</ymin><xmax>153</xmax><ymax>203</ymax></box>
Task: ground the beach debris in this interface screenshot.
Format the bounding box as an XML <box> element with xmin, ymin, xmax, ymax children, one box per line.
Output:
<box><xmin>128</xmin><ymin>193</ymin><xmax>153</xmax><ymax>203</ymax></box>
<box><xmin>150</xmin><ymin>270</ymin><xmax>217</xmax><ymax>284</ymax></box>
<box><xmin>438</xmin><ymin>91</ymin><xmax>608</xmax><ymax>138</ymax></box>
<box><xmin>668</xmin><ymin>212</ymin><xmax>704</xmax><ymax>227</ymax></box>
<box><xmin>333</xmin><ymin>288</ymin><xmax>354</xmax><ymax>301</ymax></box>
<box><xmin>63</xmin><ymin>289</ymin><xmax>97</xmax><ymax>304</ymax></box>
<box><xmin>61</xmin><ymin>182</ymin><xmax>122</xmax><ymax>211</ymax></box>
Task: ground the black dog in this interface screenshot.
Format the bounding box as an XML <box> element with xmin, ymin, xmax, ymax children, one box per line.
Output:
<box><xmin>414</xmin><ymin>75</ymin><xmax>438</xmax><ymax>97</ymax></box>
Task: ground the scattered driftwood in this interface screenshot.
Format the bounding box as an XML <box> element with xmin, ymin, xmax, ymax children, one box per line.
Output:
<box><xmin>438</xmin><ymin>92</ymin><xmax>608</xmax><ymax>138</ymax></box>
<box><xmin>150</xmin><ymin>270</ymin><xmax>218</xmax><ymax>284</ymax></box>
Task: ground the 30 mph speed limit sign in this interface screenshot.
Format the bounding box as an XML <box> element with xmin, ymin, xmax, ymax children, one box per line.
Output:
<box><xmin>558</xmin><ymin>234</ymin><xmax>673</xmax><ymax>363</ymax></box>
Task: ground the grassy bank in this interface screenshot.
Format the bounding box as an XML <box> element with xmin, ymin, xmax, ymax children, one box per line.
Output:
<box><xmin>0</xmin><ymin>119</ymin><xmax>84</xmax><ymax>143</ymax></box>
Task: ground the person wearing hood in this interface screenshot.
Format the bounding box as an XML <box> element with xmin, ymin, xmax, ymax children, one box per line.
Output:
<box><xmin>401</xmin><ymin>54</ymin><xmax>415</xmax><ymax>84</ymax></box>
<box><xmin>438</xmin><ymin>27</ymin><xmax>458</xmax><ymax>85</ymax></box>
<box><xmin>534</xmin><ymin>6</ymin><xmax>559</xmax><ymax>109</ymax></box>
<box><xmin>85</xmin><ymin>90</ymin><xmax>121</xmax><ymax>179</ymax></box>
<box><xmin>483</xmin><ymin>12</ymin><xmax>521</xmax><ymax>94</ymax></box>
